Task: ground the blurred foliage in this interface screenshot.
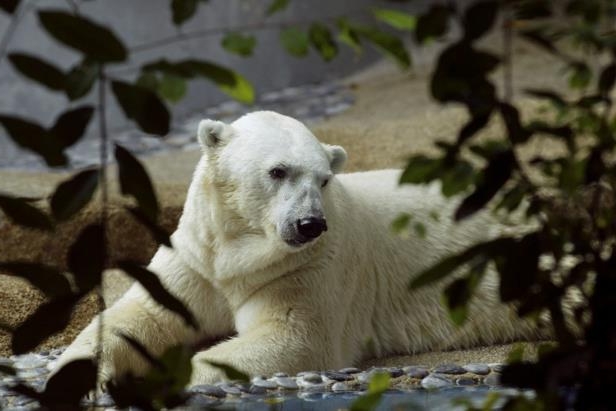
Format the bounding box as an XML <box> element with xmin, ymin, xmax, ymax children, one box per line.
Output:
<box><xmin>0</xmin><ymin>0</ymin><xmax>614</xmax><ymax>409</ymax></box>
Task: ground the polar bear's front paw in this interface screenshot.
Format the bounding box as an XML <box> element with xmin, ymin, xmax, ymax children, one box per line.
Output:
<box><xmin>189</xmin><ymin>357</ymin><xmax>229</xmax><ymax>386</ymax></box>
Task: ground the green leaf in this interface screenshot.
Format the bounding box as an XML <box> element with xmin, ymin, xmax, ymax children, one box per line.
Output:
<box><xmin>0</xmin><ymin>0</ymin><xmax>19</xmax><ymax>14</ymax></box>
<box><xmin>391</xmin><ymin>213</ymin><xmax>411</xmax><ymax>234</ymax></box>
<box><xmin>136</xmin><ymin>72</ymin><xmax>160</xmax><ymax>91</ymax></box>
<box><xmin>337</xmin><ymin>18</ymin><xmax>362</xmax><ymax>53</ymax></box>
<box><xmin>50</xmin><ymin>169</ymin><xmax>99</xmax><ymax>221</ymax></box>
<box><xmin>127</xmin><ymin>207</ymin><xmax>172</xmax><ymax>247</ymax></box>
<box><xmin>11</xmin><ymin>294</ymin><xmax>82</xmax><ymax>354</ymax></box>
<box><xmin>65</xmin><ymin>60</ymin><xmax>99</xmax><ymax>100</ymax></box>
<box><xmin>373</xmin><ymin>8</ymin><xmax>416</xmax><ymax>31</ymax></box>
<box><xmin>280</xmin><ymin>27</ymin><xmax>309</xmax><ymax>57</ymax></box>
<box><xmin>0</xmin><ymin>262</ymin><xmax>72</xmax><ymax>298</ymax></box>
<box><xmin>0</xmin><ymin>115</ymin><xmax>66</xmax><ymax>166</ymax></box>
<box><xmin>355</xmin><ymin>25</ymin><xmax>410</xmax><ymax>68</ymax></box>
<box><xmin>507</xmin><ymin>343</ymin><xmax>526</xmax><ymax>364</ymax></box>
<box><xmin>440</xmin><ymin>161</ymin><xmax>476</xmax><ymax>197</ymax></box>
<box><xmin>142</xmin><ymin>59</ymin><xmax>255</xmax><ymax>104</ymax></box>
<box><xmin>415</xmin><ymin>4</ymin><xmax>450</xmax><ymax>43</ymax></box>
<box><xmin>308</xmin><ymin>23</ymin><xmax>338</xmax><ymax>62</ymax></box>
<box><xmin>598</xmin><ymin>63</ymin><xmax>616</xmax><ymax>95</ymax></box>
<box><xmin>115</xmin><ymin>144</ymin><xmax>160</xmax><ymax>221</ymax></box>
<box><xmin>111</xmin><ymin>81</ymin><xmax>170</xmax><ymax>136</ymax></box>
<box><xmin>206</xmin><ymin>360</ymin><xmax>250</xmax><ymax>382</ymax></box>
<box><xmin>118</xmin><ymin>261</ymin><xmax>198</xmax><ymax>329</ymax></box>
<box><xmin>400</xmin><ymin>155</ymin><xmax>442</xmax><ymax>184</ymax></box>
<box><xmin>8</xmin><ymin>53</ymin><xmax>66</xmax><ymax>91</ymax></box>
<box><xmin>158</xmin><ymin>74</ymin><xmax>187</xmax><ymax>103</ymax></box>
<box><xmin>50</xmin><ymin>105</ymin><xmax>95</xmax><ymax>149</ymax></box>
<box><xmin>413</xmin><ymin>222</ymin><xmax>426</xmax><ymax>238</ymax></box>
<box><xmin>463</xmin><ymin>0</ymin><xmax>498</xmax><ymax>41</ymax></box>
<box><xmin>455</xmin><ymin>150</ymin><xmax>515</xmax><ymax>220</ymax></box>
<box><xmin>266</xmin><ymin>0</ymin><xmax>289</xmax><ymax>16</ymax></box>
<box><xmin>38</xmin><ymin>10</ymin><xmax>127</xmax><ymax>62</ymax></box>
<box><xmin>42</xmin><ymin>359</ymin><xmax>97</xmax><ymax>406</ymax></box>
<box><xmin>68</xmin><ymin>224</ymin><xmax>104</xmax><ymax>292</ymax></box>
<box><xmin>441</xmin><ymin>260</ymin><xmax>486</xmax><ymax>326</ymax></box>
<box><xmin>0</xmin><ymin>194</ymin><xmax>53</xmax><ymax>231</ymax></box>
<box><xmin>350</xmin><ymin>372</ymin><xmax>390</xmax><ymax>411</ymax></box>
<box><xmin>221</xmin><ymin>32</ymin><xmax>256</xmax><ymax>57</ymax></box>
<box><xmin>569</xmin><ymin>62</ymin><xmax>591</xmax><ymax>89</ymax></box>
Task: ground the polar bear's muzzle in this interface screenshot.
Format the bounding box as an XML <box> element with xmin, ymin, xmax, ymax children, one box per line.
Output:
<box><xmin>283</xmin><ymin>216</ymin><xmax>327</xmax><ymax>247</ymax></box>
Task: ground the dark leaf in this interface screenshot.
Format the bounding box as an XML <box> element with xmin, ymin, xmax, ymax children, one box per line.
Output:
<box><xmin>373</xmin><ymin>8</ymin><xmax>416</xmax><ymax>31</ymax></box>
<box><xmin>136</xmin><ymin>71</ymin><xmax>160</xmax><ymax>92</ymax></box>
<box><xmin>519</xmin><ymin>29</ymin><xmax>560</xmax><ymax>56</ymax></box>
<box><xmin>266</xmin><ymin>0</ymin><xmax>288</xmax><ymax>16</ymax></box>
<box><xmin>127</xmin><ymin>207</ymin><xmax>171</xmax><ymax>247</ymax></box>
<box><xmin>0</xmin><ymin>262</ymin><xmax>71</xmax><ymax>298</ymax></box>
<box><xmin>0</xmin><ymin>194</ymin><xmax>53</xmax><ymax>231</ymax></box>
<box><xmin>399</xmin><ymin>155</ymin><xmax>442</xmax><ymax>184</ymax></box>
<box><xmin>569</xmin><ymin>62</ymin><xmax>591</xmax><ymax>89</ymax></box>
<box><xmin>115</xmin><ymin>144</ymin><xmax>160</xmax><ymax>221</ymax></box>
<box><xmin>38</xmin><ymin>10</ymin><xmax>127</xmax><ymax>62</ymax></box>
<box><xmin>280</xmin><ymin>27</ymin><xmax>309</xmax><ymax>57</ymax></box>
<box><xmin>454</xmin><ymin>149</ymin><xmax>515</xmax><ymax>220</ymax></box>
<box><xmin>50</xmin><ymin>105</ymin><xmax>95</xmax><ymax>149</ymax></box>
<box><xmin>118</xmin><ymin>261</ymin><xmax>198</xmax><ymax>329</ymax></box>
<box><xmin>497</xmin><ymin>233</ymin><xmax>540</xmax><ymax>302</ymax></box>
<box><xmin>68</xmin><ymin>224</ymin><xmax>104</xmax><ymax>293</ymax></box>
<box><xmin>171</xmin><ymin>0</ymin><xmax>201</xmax><ymax>25</ymax></box>
<box><xmin>457</xmin><ymin>111</ymin><xmax>492</xmax><ymax>146</ymax></box>
<box><xmin>117</xmin><ymin>333</ymin><xmax>165</xmax><ymax>371</ymax></box>
<box><xmin>206</xmin><ymin>360</ymin><xmax>249</xmax><ymax>382</ymax></box>
<box><xmin>469</xmin><ymin>139</ymin><xmax>510</xmax><ymax>160</ymax></box>
<box><xmin>111</xmin><ymin>81</ymin><xmax>170</xmax><ymax>136</ymax></box>
<box><xmin>598</xmin><ymin>63</ymin><xmax>616</xmax><ymax>95</ymax></box>
<box><xmin>0</xmin><ymin>0</ymin><xmax>19</xmax><ymax>14</ymax></box>
<box><xmin>440</xmin><ymin>161</ymin><xmax>476</xmax><ymax>197</ymax></box>
<box><xmin>11</xmin><ymin>294</ymin><xmax>82</xmax><ymax>354</ymax></box>
<box><xmin>355</xmin><ymin>25</ymin><xmax>410</xmax><ymax>68</ymax></box>
<box><xmin>514</xmin><ymin>0</ymin><xmax>552</xmax><ymax>20</ymax></box>
<box><xmin>221</xmin><ymin>32</ymin><xmax>256</xmax><ymax>57</ymax></box>
<box><xmin>0</xmin><ymin>115</ymin><xmax>66</xmax><ymax>166</ymax></box>
<box><xmin>566</xmin><ymin>0</ymin><xmax>601</xmax><ymax>24</ymax></box>
<box><xmin>442</xmin><ymin>260</ymin><xmax>487</xmax><ymax>326</ymax></box>
<box><xmin>43</xmin><ymin>359</ymin><xmax>97</xmax><ymax>406</ymax></box>
<box><xmin>410</xmin><ymin>237</ymin><xmax>515</xmax><ymax>289</ymax></box>
<box><xmin>50</xmin><ymin>168</ymin><xmax>99</xmax><ymax>221</ymax></box>
<box><xmin>524</xmin><ymin>88</ymin><xmax>567</xmax><ymax>107</ymax></box>
<box><xmin>65</xmin><ymin>60</ymin><xmax>99</xmax><ymax>100</ymax></box>
<box><xmin>499</xmin><ymin>103</ymin><xmax>531</xmax><ymax>144</ymax></box>
<box><xmin>415</xmin><ymin>4</ymin><xmax>450</xmax><ymax>43</ymax></box>
<box><xmin>8</xmin><ymin>53</ymin><xmax>66</xmax><ymax>91</ymax></box>
<box><xmin>463</xmin><ymin>1</ymin><xmax>498</xmax><ymax>41</ymax></box>
<box><xmin>308</xmin><ymin>23</ymin><xmax>338</xmax><ymax>62</ymax></box>
<box><xmin>0</xmin><ymin>364</ymin><xmax>15</xmax><ymax>375</ymax></box>
<box><xmin>495</xmin><ymin>182</ymin><xmax>528</xmax><ymax>212</ymax></box>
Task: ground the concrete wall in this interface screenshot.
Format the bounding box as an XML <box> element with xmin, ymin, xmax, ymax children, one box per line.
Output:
<box><xmin>0</xmin><ymin>0</ymin><xmax>393</xmax><ymax>137</ymax></box>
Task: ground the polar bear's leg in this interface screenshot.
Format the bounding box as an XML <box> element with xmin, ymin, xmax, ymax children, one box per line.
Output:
<box><xmin>51</xmin><ymin>246</ymin><xmax>234</xmax><ymax>383</ymax></box>
<box><xmin>189</xmin><ymin>321</ymin><xmax>326</xmax><ymax>385</ymax></box>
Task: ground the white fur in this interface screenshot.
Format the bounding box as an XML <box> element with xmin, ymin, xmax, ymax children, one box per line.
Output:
<box><xmin>52</xmin><ymin>111</ymin><xmax>543</xmax><ymax>385</ymax></box>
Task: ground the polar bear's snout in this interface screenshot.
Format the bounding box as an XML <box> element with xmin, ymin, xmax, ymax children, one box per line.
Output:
<box><xmin>297</xmin><ymin>217</ymin><xmax>328</xmax><ymax>240</ymax></box>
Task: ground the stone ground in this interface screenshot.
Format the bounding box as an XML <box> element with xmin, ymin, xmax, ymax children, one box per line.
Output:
<box><xmin>0</xmin><ymin>31</ymin><xmax>569</xmax><ymax>377</ymax></box>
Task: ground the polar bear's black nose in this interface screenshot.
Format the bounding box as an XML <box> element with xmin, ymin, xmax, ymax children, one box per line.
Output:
<box><xmin>297</xmin><ymin>217</ymin><xmax>327</xmax><ymax>239</ymax></box>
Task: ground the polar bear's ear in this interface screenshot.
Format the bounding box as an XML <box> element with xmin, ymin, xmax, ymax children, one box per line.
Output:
<box><xmin>323</xmin><ymin>144</ymin><xmax>347</xmax><ymax>174</ymax></box>
<box><xmin>197</xmin><ymin>119</ymin><xmax>234</xmax><ymax>149</ymax></box>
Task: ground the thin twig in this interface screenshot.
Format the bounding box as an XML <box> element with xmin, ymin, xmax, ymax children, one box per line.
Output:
<box><xmin>95</xmin><ymin>67</ymin><xmax>108</xmax><ymax>403</ymax></box>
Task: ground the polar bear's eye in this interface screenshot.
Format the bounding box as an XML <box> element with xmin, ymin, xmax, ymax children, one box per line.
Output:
<box><xmin>321</xmin><ymin>179</ymin><xmax>329</xmax><ymax>188</ymax></box>
<box><xmin>269</xmin><ymin>167</ymin><xmax>287</xmax><ymax>180</ymax></box>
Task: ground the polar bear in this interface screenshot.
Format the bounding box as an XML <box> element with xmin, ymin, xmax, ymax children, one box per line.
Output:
<box><xmin>52</xmin><ymin>111</ymin><xmax>541</xmax><ymax>385</ymax></box>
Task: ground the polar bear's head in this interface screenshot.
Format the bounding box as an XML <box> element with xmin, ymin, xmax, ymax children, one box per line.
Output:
<box><xmin>197</xmin><ymin>111</ymin><xmax>347</xmax><ymax>250</ymax></box>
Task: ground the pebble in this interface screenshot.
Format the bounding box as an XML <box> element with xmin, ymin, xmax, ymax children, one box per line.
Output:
<box><xmin>300</xmin><ymin>372</ymin><xmax>322</xmax><ymax>384</ymax></box>
<box><xmin>421</xmin><ymin>374</ymin><xmax>453</xmax><ymax>389</ymax></box>
<box><xmin>251</xmin><ymin>378</ymin><xmax>278</xmax><ymax>389</ymax></box>
<box><xmin>218</xmin><ymin>383</ymin><xmax>242</xmax><ymax>396</ymax></box>
<box><xmin>432</xmin><ymin>364</ymin><xmax>467</xmax><ymax>375</ymax></box>
<box><xmin>187</xmin><ymin>395</ymin><xmax>224</xmax><ymax>408</ymax></box>
<box><xmin>331</xmin><ymin>382</ymin><xmax>351</xmax><ymax>392</ymax></box>
<box><xmin>339</xmin><ymin>367</ymin><xmax>361</xmax><ymax>374</ymax></box>
<box><xmin>189</xmin><ymin>384</ymin><xmax>226</xmax><ymax>398</ymax></box>
<box><xmin>246</xmin><ymin>385</ymin><xmax>268</xmax><ymax>395</ymax></box>
<box><xmin>273</xmin><ymin>372</ymin><xmax>288</xmax><ymax>378</ymax></box>
<box><xmin>322</xmin><ymin>371</ymin><xmax>353</xmax><ymax>382</ymax></box>
<box><xmin>484</xmin><ymin>373</ymin><xmax>501</xmax><ymax>386</ymax></box>
<box><xmin>490</xmin><ymin>363</ymin><xmax>505</xmax><ymax>372</ymax></box>
<box><xmin>403</xmin><ymin>366</ymin><xmax>429</xmax><ymax>379</ymax></box>
<box><xmin>275</xmin><ymin>377</ymin><xmax>298</xmax><ymax>390</ymax></box>
<box><xmin>456</xmin><ymin>377</ymin><xmax>476</xmax><ymax>386</ymax></box>
<box><xmin>463</xmin><ymin>363</ymin><xmax>491</xmax><ymax>375</ymax></box>
<box><xmin>388</xmin><ymin>367</ymin><xmax>404</xmax><ymax>378</ymax></box>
